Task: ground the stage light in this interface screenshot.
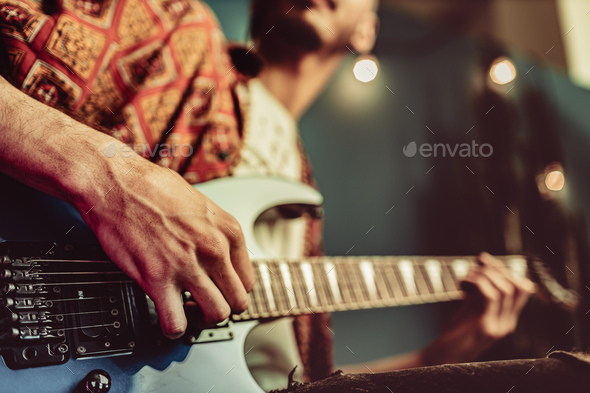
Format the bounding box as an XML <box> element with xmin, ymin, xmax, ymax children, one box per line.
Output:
<box><xmin>537</xmin><ymin>163</ymin><xmax>566</xmax><ymax>198</ymax></box>
<box><xmin>354</xmin><ymin>57</ymin><xmax>378</xmax><ymax>83</ymax></box>
<box><xmin>545</xmin><ymin>170</ymin><xmax>565</xmax><ymax>191</ymax></box>
<box><xmin>489</xmin><ymin>58</ymin><xmax>516</xmax><ymax>85</ymax></box>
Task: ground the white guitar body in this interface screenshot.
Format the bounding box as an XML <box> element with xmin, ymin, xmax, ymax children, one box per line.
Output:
<box><xmin>135</xmin><ymin>320</ymin><xmax>261</xmax><ymax>392</ymax></box>
<box><xmin>0</xmin><ymin>176</ymin><xmax>322</xmax><ymax>393</ymax></box>
<box><xmin>128</xmin><ymin>177</ymin><xmax>323</xmax><ymax>393</ymax></box>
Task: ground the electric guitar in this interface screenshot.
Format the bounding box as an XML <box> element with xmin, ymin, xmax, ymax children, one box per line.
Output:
<box><xmin>0</xmin><ymin>175</ymin><xmax>575</xmax><ymax>393</ymax></box>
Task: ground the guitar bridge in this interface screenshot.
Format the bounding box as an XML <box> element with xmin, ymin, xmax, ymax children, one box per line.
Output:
<box><xmin>0</xmin><ymin>242</ymin><xmax>137</xmax><ymax>369</ymax></box>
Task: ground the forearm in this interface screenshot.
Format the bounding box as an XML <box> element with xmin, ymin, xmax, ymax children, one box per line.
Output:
<box><xmin>0</xmin><ymin>76</ymin><xmax>146</xmax><ymax>210</ymax></box>
<box><xmin>339</xmin><ymin>330</ymin><xmax>492</xmax><ymax>374</ymax></box>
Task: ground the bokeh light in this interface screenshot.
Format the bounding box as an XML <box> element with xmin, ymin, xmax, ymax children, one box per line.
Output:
<box><xmin>489</xmin><ymin>58</ymin><xmax>517</xmax><ymax>85</ymax></box>
<box><xmin>545</xmin><ymin>170</ymin><xmax>565</xmax><ymax>191</ymax></box>
<box><xmin>354</xmin><ymin>57</ymin><xmax>379</xmax><ymax>83</ymax></box>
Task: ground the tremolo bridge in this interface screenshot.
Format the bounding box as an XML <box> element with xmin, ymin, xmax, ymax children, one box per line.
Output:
<box><xmin>0</xmin><ymin>242</ymin><xmax>136</xmax><ymax>369</ymax></box>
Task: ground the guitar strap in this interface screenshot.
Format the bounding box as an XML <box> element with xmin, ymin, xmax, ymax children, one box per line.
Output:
<box><xmin>230</xmin><ymin>61</ymin><xmax>335</xmax><ymax>382</ymax></box>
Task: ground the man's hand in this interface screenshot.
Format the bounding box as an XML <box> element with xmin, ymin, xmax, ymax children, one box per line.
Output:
<box><xmin>77</xmin><ymin>161</ymin><xmax>255</xmax><ymax>339</ymax></box>
<box><xmin>0</xmin><ymin>77</ymin><xmax>254</xmax><ymax>339</ymax></box>
<box><xmin>421</xmin><ymin>252</ymin><xmax>534</xmax><ymax>365</ymax></box>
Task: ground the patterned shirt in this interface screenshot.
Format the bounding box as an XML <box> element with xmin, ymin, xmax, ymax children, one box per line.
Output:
<box><xmin>0</xmin><ymin>0</ymin><xmax>243</xmax><ymax>183</ymax></box>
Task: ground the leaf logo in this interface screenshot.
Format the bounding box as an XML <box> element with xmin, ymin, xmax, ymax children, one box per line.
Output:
<box><xmin>403</xmin><ymin>141</ymin><xmax>417</xmax><ymax>157</ymax></box>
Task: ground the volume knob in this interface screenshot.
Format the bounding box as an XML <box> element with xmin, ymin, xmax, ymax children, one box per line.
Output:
<box><xmin>73</xmin><ymin>370</ymin><xmax>111</xmax><ymax>393</ymax></box>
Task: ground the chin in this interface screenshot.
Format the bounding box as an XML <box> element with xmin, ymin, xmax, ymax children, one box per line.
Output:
<box><xmin>275</xmin><ymin>13</ymin><xmax>325</xmax><ymax>52</ymax></box>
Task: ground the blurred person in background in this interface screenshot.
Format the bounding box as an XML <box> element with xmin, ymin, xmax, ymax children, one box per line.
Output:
<box><xmin>235</xmin><ymin>0</ymin><xmax>532</xmax><ymax>388</ymax></box>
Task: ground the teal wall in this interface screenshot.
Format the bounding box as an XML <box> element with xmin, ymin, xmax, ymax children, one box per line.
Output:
<box><xmin>206</xmin><ymin>0</ymin><xmax>250</xmax><ymax>42</ymax></box>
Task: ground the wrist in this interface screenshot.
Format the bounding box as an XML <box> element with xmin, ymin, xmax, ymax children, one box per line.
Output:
<box><xmin>62</xmin><ymin>130</ymin><xmax>148</xmax><ymax>213</ymax></box>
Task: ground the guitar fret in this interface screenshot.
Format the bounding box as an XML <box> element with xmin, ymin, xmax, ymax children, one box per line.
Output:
<box><xmin>321</xmin><ymin>264</ymin><xmax>336</xmax><ymax>307</ymax></box>
<box><xmin>301</xmin><ymin>262</ymin><xmax>318</xmax><ymax>308</ymax></box>
<box><xmin>451</xmin><ymin>258</ymin><xmax>471</xmax><ymax>281</ymax></box>
<box><xmin>376</xmin><ymin>261</ymin><xmax>394</xmax><ymax>300</ymax></box>
<box><xmin>269</xmin><ymin>261</ymin><xmax>289</xmax><ymax>315</ymax></box>
<box><xmin>279</xmin><ymin>262</ymin><xmax>297</xmax><ymax>311</ymax></box>
<box><xmin>440</xmin><ymin>259</ymin><xmax>459</xmax><ymax>292</ymax></box>
<box><xmin>312</xmin><ymin>262</ymin><xmax>331</xmax><ymax>309</ymax></box>
<box><xmin>397</xmin><ymin>259</ymin><xmax>417</xmax><ymax>299</ymax></box>
<box><xmin>424</xmin><ymin>259</ymin><xmax>443</xmax><ymax>293</ymax></box>
<box><xmin>324</xmin><ymin>261</ymin><xmax>341</xmax><ymax>305</ymax></box>
<box><xmin>258</xmin><ymin>262</ymin><xmax>276</xmax><ymax>312</ymax></box>
<box><xmin>335</xmin><ymin>260</ymin><xmax>354</xmax><ymax>305</ymax></box>
<box><xmin>276</xmin><ymin>261</ymin><xmax>292</xmax><ymax>313</ymax></box>
<box><xmin>383</xmin><ymin>261</ymin><xmax>406</xmax><ymax>301</ymax></box>
<box><xmin>413</xmin><ymin>261</ymin><xmax>433</xmax><ymax>297</ymax></box>
<box><xmin>246</xmin><ymin>290</ymin><xmax>259</xmax><ymax>318</ymax></box>
<box><xmin>253</xmin><ymin>263</ymin><xmax>269</xmax><ymax>316</ymax></box>
<box><xmin>289</xmin><ymin>261</ymin><xmax>308</xmax><ymax>309</ymax></box>
<box><xmin>346</xmin><ymin>262</ymin><xmax>367</xmax><ymax>304</ymax></box>
<box><xmin>373</xmin><ymin>262</ymin><xmax>393</xmax><ymax>303</ymax></box>
<box><xmin>359</xmin><ymin>260</ymin><xmax>378</xmax><ymax>301</ymax></box>
<box><xmin>417</xmin><ymin>262</ymin><xmax>434</xmax><ymax>295</ymax></box>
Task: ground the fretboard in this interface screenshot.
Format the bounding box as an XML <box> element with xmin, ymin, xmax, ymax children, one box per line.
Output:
<box><xmin>233</xmin><ymin>255</ymin><xmax>527</xmax><ymax>321</ymax></box>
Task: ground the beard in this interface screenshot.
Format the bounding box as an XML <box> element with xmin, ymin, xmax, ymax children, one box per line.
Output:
<box><xmin>250</xmin><ymin>2</ymin><xmax>324</xmax><ymax>61</ymax></box>
<box><xmin>271</xmin><ymin>13</ymin><xmax>323</xmax><ymax>53</ymax></box>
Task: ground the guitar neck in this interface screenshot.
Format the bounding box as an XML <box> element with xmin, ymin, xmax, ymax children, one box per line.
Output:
<box><xmin>233</xmin><ymin>255</ymin><xmax>528</xmax><ymax>321</ymax></box>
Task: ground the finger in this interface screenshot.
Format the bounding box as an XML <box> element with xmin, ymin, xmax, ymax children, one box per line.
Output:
<box><xmin>511</xmin><ymin>278</ymin><xmax>534</xmax><ymax>318</ymax></box>
<box><xmin>183</xmin><ymin>300</ymin><xmax>208</xmax><ymax>330</ymax></box>
<box><xmin>206</xmin><ymin>251</ymin><xmax>250</xmax><ymax>314</ymax></box>
<box><xmin>478</xmin><ymin>253</ymin><xmax>533</xmax><ymax>289</ymax></box>
<box><xmin>225</xmin><ymin>221</ymin><xmax>255</xmax><ymax>292</ymax></box>
<box><xmin>462</xmin><ymin>269</ymin><xmax>501</xmax><ymax>317</ymax></box>
<box><xmin>478</xmin><ymin>267</ymin><xmax>516</xmax><ymax>321</ymax></box>
<box><xmin>478</xmin><ymin>252</ymin><xmax>508</xmax><ymax>271</ymax></box>
<box><xmin>479</xmin><ymin>253</ymin><xmax>533</xmax><ymax>313</ymax></box>
<box><xmin>185</xmin><ymin>274</ymin><xmax>231</xmax><ymax>326</ymax></box>
<box><xmin>150</xmin><ymin>284</ymin><xmax>187</xmax><ymax>339</ymax></box>
<box><xmin>512</xmin><ymin>287</ymin><xmax>532</xmax><ymax>321</ymax></box>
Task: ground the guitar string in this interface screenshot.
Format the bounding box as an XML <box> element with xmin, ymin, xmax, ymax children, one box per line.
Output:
<box><xmin>26</xmin><ymin>259</ymin><xmax>113</xmax><ymax>264</ymax></box>
<box><xmin>11</xmin><ymin>310</ymin><xmax>112</xmax><ymax>318</ymax></box>
<box><xmin>26</xmin><ymin>271</ymin><xmax>126</xmax><ymax>275</ymax></box>
<box><xmin>18</xmin><ymin>258</ymin><xmax>483</xmax><ymax>294</ymax></box>
<box><xmin>18</xmin><ymin>296</ymin><xmax>105</xmax><ymax>302</ymax></box>
<box><xmin>45</xmin><ymin>310</ymin><xmax>112</xmax><ymax>317</ymax></box>
<box><xmin>46</xmin><ymin>323</ymin><xmax>117</xmax><ymax>332</ymax></box>
<box><xmin>30</xmin><ymin>280</ymin><xmax>134</xmax><ymax>286</ymax></box>
<box><xmin>9</xmin><ymin>258</ymin><xmax>501</xmax><ymax>318</ymax></box>
<box><xmin>23</xmin><ymin>257</ymin><xmax>489</xmax><ymax>270</ymax></box>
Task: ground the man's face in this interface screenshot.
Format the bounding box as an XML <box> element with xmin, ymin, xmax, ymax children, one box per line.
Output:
<box><xmin>252</xmin><ymin>0</ymin><xmax>376</xmax><ymax>54</ymax></box>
